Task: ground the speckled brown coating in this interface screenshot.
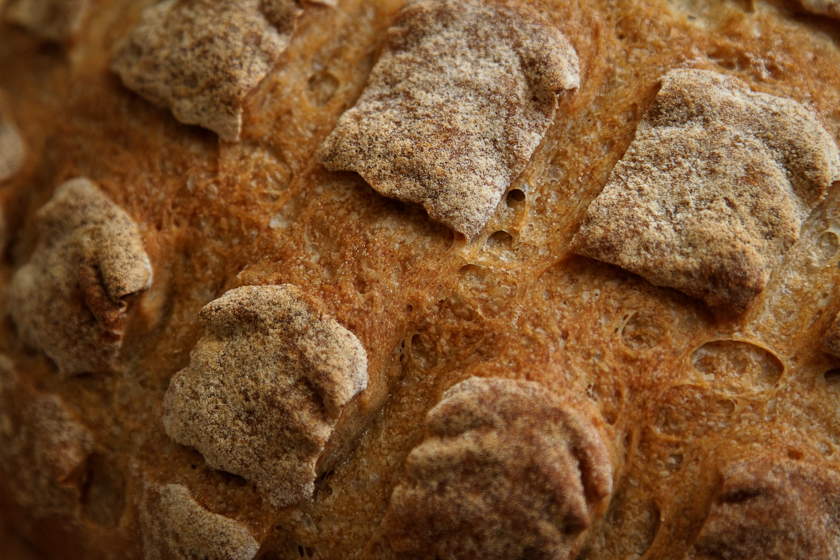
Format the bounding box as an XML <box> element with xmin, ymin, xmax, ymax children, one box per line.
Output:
<box><xmin>162</xmin><ymin>284</ymin><xmax>368</xmax><ymax>508</ymax></box>
<box><xmin>3</xmin><ymin>0</ymin><xmax>90</xmax><ymax>41</ymax></box>
<box><xmin>572</xmin><ymin>68</ymin><xmax>840</xmax><ymax>312</ymax></box>
<box><xmin>8</xmin><ymin>178</ymin><xmax>152</xmax><ymax>375</ymax></box>
<box><xmin>3</xmin><ymin>0</ymin><xmax>840</xmax><ymax>559</ymax></box>
<box><xmin>383</xmin><ymin>377</ymin><xmax>612</xmax><ymax>560</ymax></box>
<box><xmin>317</xmin><ymin>0</ymin><xmax>580</xmax><ymax>238</ymax></box>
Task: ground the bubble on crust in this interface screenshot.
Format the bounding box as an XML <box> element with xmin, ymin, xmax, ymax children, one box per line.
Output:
<box><xmin>572</xmin><ymin>69</ymin><xmax>840</xmax><ymax>313</ymax></box>
<box><xmin>162</xmin><ymin>285</ymin><xmax>368</xmax><ymax>508</ymax></box>
<box><xmin>0</xmin><ymin>106</ymin><xmax>26</xmax><ymax>183</ymax></box>
<box><xmin>111</xmin><ymin>0</ymin><xmax>334</xmax><ymax>142</ymax></box>
<box><xmin>4</xmin><ymin>0</ymin><xmax>90</xmax><ymax>41</ymax></box>
<box><xmin>8</xmin><ymin>178</ymin><xmax>152</xmax><ymax>375</ymax></box>
<box><xmin>687</xmin><ymin>456</ymin><xmax>840</xmax><ymax>560</ymax></box>
<box><xmin>795</xmin><ymin>0</ymin><xmax>840</xmax><ymax>18</ymax></box>
<box><xmin>0</xmin><ymin>359</ymin><xmax>94</xmax><ymax>517</ymax></box>
<box><xmin>140</xmin><ymin>483</ymin><xmax>259</xmax><ymax>560</ymax></box>
<box><xmin>690</xmin><ymin>340</ymin><xmax>783</xmax><ymax>393</ymax></box>
<box><xmin>317</xmin><ymin>0</ymin><xmax>580</xmax><ymax>238</ymax></box>
<box><xmin>383</xmin><ymin>377</ymin><xmax>613</xmax><ymax>560</ymax></box>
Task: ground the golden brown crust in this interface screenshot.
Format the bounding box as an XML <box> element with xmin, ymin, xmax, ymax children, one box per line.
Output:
<box><xmin>317</xmin><ymin>0</ymin><xmax>580</xmax><ymax>238</ymax></box>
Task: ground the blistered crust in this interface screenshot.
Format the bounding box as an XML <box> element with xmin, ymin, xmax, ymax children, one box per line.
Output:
<box><xmin>140</xmin><ymin>483</ymin><xmax>259</xmax><ymax>560</ymax></box>
<box><xmin>8</xmin><ymin>178</ymin><xmax>152</xmax><ymax>375</ymax></box>
<box><xmin>383</xmin><ymin>377</ymin><xmax>612</xmax><ymax>560</ymax></box>
<box><xmin>3</xmin><ymin>0</ymin><xmax>90</xmax><ymax>41</ymax></box>
<box><xmin>0</xmin><ymin>358</ymin><xmax>94</xmax><ymax>517</ymax></box>
<box><xmin>111</xmin><ymin>0</ymin><xmax>330</xmax><ymax>141</ymax></box>
<box><xmin>162</xmin><ymin>285</ymin><xmax>368</xmax><ymax>508</ymax></box>
<box><xmin>688</xmin><ymin>456</ymin><xmax>840</xmax><ymax>560</ymax></box>
<box><xmin>572</xmin><ymin>69</ymin><xmax>840</xmax><ymax>312</ymax></box>
<box><xmin>318</xmin><ymin>0</ymin><xmax>580</xmax><ymax>238</ymax></box>
<box><xmin>0</xmin><ymin>104</ymin><xmax>26</xmax><ymax>183</ymax></box>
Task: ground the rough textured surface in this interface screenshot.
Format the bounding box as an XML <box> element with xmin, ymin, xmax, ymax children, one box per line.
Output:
<box><xmin>3</xmin><ymin>0</ymin><xmax>90</xmax><ymax>41</ymax></box>
<box><xmin>8</xmin><ymin>178</ymin><xmax>152</xmax><ymax>375</ymax></box>
<box><xmin>688</xmin><ymin>455</ymin><xmax>840</xmax><ymax>559</ymax></box>
<box><xmin>796</xmin><ymin>0</ymin><xmax>840</xmax><ymax>18</ymax></box>
<box><xmin>318</xmin><ymin>0</ymin><xmax>580</xmax><ymax>238</ymax></box>
<box><xmin>572</xmin><ymin>68</ymin><xmax>840</xmax><ymax>312</ymax></box>
<box><xmin>111</xmin><ymin>0</ymin><xmax>332</xmax><ymax>141</ymax></box>
<box><xmin>0</xmin><ymin>101</ymin><xmax>25</xmax><ymax>183</ymax></box>
<box><xmin>383</xmin><ymin>377</ymin><xmax>613</xmax><ymax>560</ymax></box>
<box><xmin>5</xmin><ymin>0</ymin><xmax>840</xmax><ymax>558</ymax></box>
<box><xmin>162</xmin><ymin>285</ymin><xmax>368</xmax><ymax>508</ymax></box>
<box><xmin>140</xmin><ymin>483</ymin><xmax>259</xmax><ymax>560</ymax></box>
<box><xmin>0</xmin><ymin>357</ymin><xmax>94</xmax><ymax>517</ymax></box>
<box><xmin>823</xmin><ymin>313</ymin><xmax>840</xmax><ymax>357</ymax></box>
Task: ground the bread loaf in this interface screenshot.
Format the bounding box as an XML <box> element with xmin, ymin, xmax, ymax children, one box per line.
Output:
<box><xmin>1</xmin><ymin>0</ymin><xmax>840</xmax><ymax>558</ymax></box>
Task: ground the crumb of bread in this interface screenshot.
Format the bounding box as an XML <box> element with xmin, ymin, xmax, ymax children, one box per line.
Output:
<box><xmin>8</xmin><ymin>178</ymin><xmax>152</xmax><ymax>375</ymax></box>
<box><xmin>162</xmin><ymin>285</ymin><xmax>368</xmax><ymax>508</ymax></box>
<box><xmin>383</xmin><ymin>377</ymin><xmax>612</xmax><ymax>560</ymax></box>
<box><xmin>689</xmin><ymin>456</ymin><xmax>840</xmax><ymax>559</ymax></box>
<box><xmin>110</xmin><ymin>0</ymin><xmax>332</xmax><ymax>141</ymax></box>
<box><xmin>317</xmin><ymin>0</ymin><xmax>580</xmax><ymax>238</ymax></box>
<box><xmin>572</xmin><ymin>68</ymin><xmax>840</xmax><ymax>313</ymax></box>
<box><xmin>140</xmin><ymin>483</ymin><xmax>259</xmax><ymax>560</ymax></box>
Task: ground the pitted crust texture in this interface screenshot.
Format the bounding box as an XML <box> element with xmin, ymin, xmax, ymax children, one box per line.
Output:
<box><xmin>383</xmin><ymin>377</ymin><xmax>613</xmax><ymax>560</ymax></box>
<box><xmin>162</xmin><ymin>285</ymin><xmax>368</xmax><ymax>508</ymax></box>
<box><xmin>0</xmin><ymin>100</ymin><xmax>25</xmax><ymax>183</ymax></box>
<box><xmin>3</xmin><ymin>0</ymin><xmax>90</xmax><ymax>41</ymax></box>
<box><xmin>111</xmin><ymin>0</ymin><xmax>331</xmax><ymax>142</ymax></box>
<box><xmin>140</xmin><ymin>483</ymin><xmax>259</xmax><ymax>560</ymax></box>
<box><xmin>8</xmin><ymin>178</ymin><xmax>152</xmax><ymax>375</ymax></box>
<box><xmin>317</xmin><ymin>0</ymin><xmax>580</xmax><ymax>239</ymax></box>
<box><xmin>572</xmin><ymin>68</ymin><xmax>840</xmax><ymax>313</ymax></box>
<box><xmin>0</xmin><ymin>358</ymin><xmax>93</xmax><ymax>517</ymax></box>
<box><xmin>688</xmin><ymin>456</ymin><xmax>840</xmax><ymax>560</ymax></box>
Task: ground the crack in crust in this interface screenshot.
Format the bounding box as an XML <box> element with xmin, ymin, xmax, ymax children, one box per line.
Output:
<box><xmin>162</xmin><ymin>285</ymin><xmax>368</xmax><ymax>508</ymax></box>
<box><xmin>4</xmin><ymin>0</ymin><xmax>90</xmax><ymax>41</ymax></box>
<box><xmin>572</xmin><ymin>69</ymin><xmax>840</xmax><ymax>313</ymax></box>
<box><xmin>688</xmin><ymin>456</ymin><xmax>840</xmax><ymax>560</ymax></box>
<box><xmin>383</xmin><ymin>377</ymin><xmax>613</xmax><ymax>560</ymax></box>
<box><xmin>8</xmin><ymin>178</ymin><xmax>152</xmax><ymax>375</ymax></box>
<box><xmin>140</xmin><ymin>483</ymin><xmax>259</xmax><ymax>560</ymax></box>
<box><xmin>111</xmin><ymin>0</ymin><xmax>333</xmax><ymax>141</ymax></box>
<box><xmin>318</xmin><ymin>0</ymin><xmax>580</xmax><ymax>238</ymax></box>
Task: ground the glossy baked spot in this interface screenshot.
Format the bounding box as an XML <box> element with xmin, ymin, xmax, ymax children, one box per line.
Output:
<box><xmin>383</xmin><ymin>377</ymin><xmax>612</xmax><ymax>560</ymax></box>
<box><xmin>572</xmin><ymin>69</ymin><xmax>840</xmax><ymax>312</ymax></box>
<box><xmin>111</xmin><ymin>0</ymin><xmax>333</xmax><ymax>141</ymax></box>
<box><xmin>688</xmin><ymin>456</ymin><xmax>840</xmax><ymax>560</ymax></box>
<box><xmin>162</xmin><ymin>285</ymin><xmax>368</xmax><ymax>508</ymax></box>
<box><xmin>8</xmin><ymin>178</ymin><xmax>152</xmax><ymax>375</ymax></box>
<box><xmin>317</xmin><ymin>0</ymin><xmax>580</xmax><ymax>238</ymax></box>
<box><xmin>140</xmin><ymin>483</ymin><xmax>259</xmax><ymax>560</ymax></box>
<box><xmin>0</xmin><ymin>102</ymin><xmax>25</xmax><ymax>183</ymax></box>
<box><xmin>3</xmin><ymin>0</ymin><xmax>90</xmax><ymax>41</ymax></box>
